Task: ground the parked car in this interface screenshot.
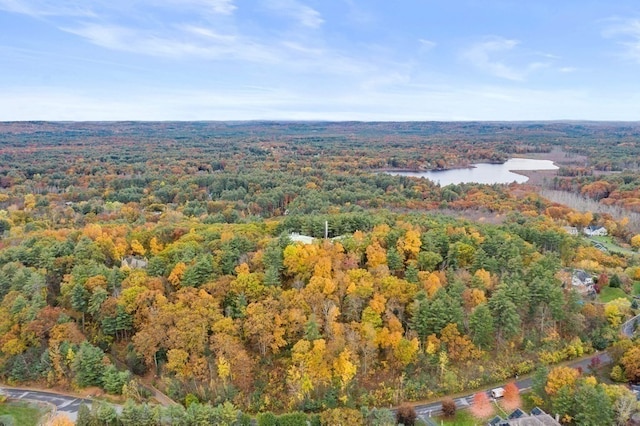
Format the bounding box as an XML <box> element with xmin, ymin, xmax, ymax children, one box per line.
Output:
<box><xmin>491</xmin><ymin>387</ymin><xmax>505</xmax><ymax>398</ymax></box>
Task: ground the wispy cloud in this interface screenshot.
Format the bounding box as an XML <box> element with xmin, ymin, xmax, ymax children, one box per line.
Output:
<box><xmin>342</xmin><ymin>0</ymin><xmax>375</xmax><ymax>25</ymax></box>
<box><xmin>603</xmin><ymin>18</ymin><xmax>640</xmax><ymax>63</ymax></box>
<box><xmin>0</xmin><ymin>0</ymin><xmax>237</xmax><ymax>19</ymax></box>
<box><xmin>266</xmin><ymin>0</ymin><xmax>324</xmax><ymax>28</ymax></box>
<box><xmin>63</xmin><ymin>23</ymin><xmax>279</xmax><ymax>62</ymax></box>
<box><xmin>461</xmin><ymin>36</ymin><xmax>551</xmax><ymax>81</ymax></box>
<box><xmin>0</xmin><ymin>0</ymin><xmax>95</xmax><ymax>17</ymax></box>
<box><xmin>419</xmin><ymin>39</ymin><xmax>437</xmax><ymax>51</ymax></box>
<box><xmin>146</xmin><ymin>0</ymin><xmax>236</xmax><ymax>16</ymax></box>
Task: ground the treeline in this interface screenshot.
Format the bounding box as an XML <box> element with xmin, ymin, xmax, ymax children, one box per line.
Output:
<box><xmin>75</xmin><ymin>400</ymin><xmax>393</xmax><ymax>426</ymax></box>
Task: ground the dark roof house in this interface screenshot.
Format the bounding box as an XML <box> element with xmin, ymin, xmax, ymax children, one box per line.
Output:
<box><xmin>487</xmin><ymin>408</ymin><xmax>560</xmax><ymax>426</ymax></box>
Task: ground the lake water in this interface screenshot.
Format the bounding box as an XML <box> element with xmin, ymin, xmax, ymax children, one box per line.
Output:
<box><xmin>387</xmin><ymin>158</ymin><xmax>558</xmax><ymax>186</ymax></box>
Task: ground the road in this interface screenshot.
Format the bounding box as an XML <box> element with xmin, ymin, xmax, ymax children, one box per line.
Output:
<box><xmin>0</xmin><ymin>387</ymin><xmax>93</xmax><ymax>422</ymax></box>
<box><xmin>412</xmin><ymin>351</ymin><xmax>611</xmax><ymax>424</ymax></box>
<box><xmin>621</xmin><ymin>313</ymin><xmax>640</xmax><ymax>338</ymax></box>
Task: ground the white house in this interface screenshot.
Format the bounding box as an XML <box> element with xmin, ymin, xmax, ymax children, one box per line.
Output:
<box><xmin>584</xmin><ymin>225</ymin><xmax>608</xmax><ymax>236</ymax></box>
<box><xmin>289</xmin><ymin>233</ymin><xmax>315</xmax><ymax>245</ymax></box>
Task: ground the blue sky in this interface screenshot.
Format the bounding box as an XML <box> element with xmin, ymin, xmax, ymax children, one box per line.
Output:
<box><xmin>1</xmin><ymin>0</ymin><xmax>639</xmax><ymax>120</ymax></box>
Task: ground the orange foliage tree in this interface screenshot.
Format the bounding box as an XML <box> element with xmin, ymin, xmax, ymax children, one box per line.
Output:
<box><xmin>501</xmin><ymin>381</ymin><xmax>521</xmax><ymax>411</ymax></box>
<box><xmin>470</xmin><ymin>392</ymin><xmax>494</xmax><ymax>419</ymax></box>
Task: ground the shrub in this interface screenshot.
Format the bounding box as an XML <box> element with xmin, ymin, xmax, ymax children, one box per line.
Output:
<box><xmin>396</xmin><ymin>403</ymin><xmax>417</xmax><ymax>425</ymax></box>
<box><xmin>278</xmin><ymin>411</ymin><xmax>308</xmax><ymax>426</ymax></box>
<box><xmin>256</xmin><ymin>412</ymin><xmax>277</xmax><ymax>426</ymax></box>
<box><xmin>441</xmin><ymin>398</ymin><xmax>456</xmax><ymax>417</ymax></box>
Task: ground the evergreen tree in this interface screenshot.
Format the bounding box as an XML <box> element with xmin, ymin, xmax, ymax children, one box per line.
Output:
<box><xmin>469</xmin><ymin>304</ymin><xmax>495</xmax><ymax>350</ymax></box>
<box><xmin>76</xmin><ymin>404</ymin><xmax>94</xmax><ymax>426</ymax></box>
<box><xmin>72</xmin><ymin>342</ymin><xmax>106</xmax><ymax>388</ymax></box>
<box><xmin>573</xmin><ymin>383</ymin><xmax>614</xmax><ymax>426</ymax></box>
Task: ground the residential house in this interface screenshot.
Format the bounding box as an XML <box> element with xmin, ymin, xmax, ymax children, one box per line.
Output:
<box><xmin>121</xmin><ymin>256</ymin><xmax>148</xmax><ymax>269</ymax></box>
<box><xmin>584</xmin><ymin>225</ymin><xmax>608</xmax><ymax>236</ymax></box>
<box><xmin>289</xmin><ymin>233</ymin><xmax>315</xmax><ymax>245</ymax></box>
<box><xmin>571</xmin><ymin>269</ymin><xmax>595</xmax><ymax>295</ymax></box>
<box><xmin>488</xmin><ymin>407</ymin><xmax>560</xmax><ymax>426</ymax></box>
<box><xmin>562</xmin><ymin>226</ymin><xmax>578</xmax><ymax>236</ymax></box>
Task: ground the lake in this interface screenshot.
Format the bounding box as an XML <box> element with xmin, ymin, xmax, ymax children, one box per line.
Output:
<box><xmin>387</xmin><ymin>158</ymin><xmax>558</xmax><ymax>186</ymax></box>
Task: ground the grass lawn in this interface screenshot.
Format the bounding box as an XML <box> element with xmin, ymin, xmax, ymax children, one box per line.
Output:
<box><xmin>633</xmin><ymin>281</ymin><xmax>640</xmax><ymax>295</ymax></box>
<box><xmin>598</xmin><ymin>286</ymin><xmax>629</xmax><ymax>303</ymax></box>
<box><xmin>437</xmin><ymin>410</ymin><xmax>493</xmax><ymax>426</ymax></box>
<box><xmin>0</xmin><ymin>401</ymin><xmax>48</xmax><ymax>426</ymax></box>
<box><xmin>590</xmin><ymin>236</ymin><xmax>635</xmax><ymax>255</ymax></box>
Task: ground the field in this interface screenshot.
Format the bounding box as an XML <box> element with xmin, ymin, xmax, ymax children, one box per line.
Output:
<box><xmin>437</xmin><ymin>410</ymin><xmax>491</xmax><ymax>426</ymax></box>
<box><xmin>599</xmin><ymin>287</ymin><xmax>630</xmax><ymax>303</ymax></box>
<box><xmin>0</xmin><ymin>402</ymin><xmax>47</xmax><ymax>426</ymax></box>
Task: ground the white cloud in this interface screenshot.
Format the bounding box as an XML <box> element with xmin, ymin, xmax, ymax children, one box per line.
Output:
<box><xmin>63</xmin><ymin>22</ymin><xmax>278</xmax><ymax>62</ymax></box>
<box><xmin>462</xmin><ymin>37</ymin><xmax>549</xmax><ymax>81</ymax></box>
<box><xmin>0</xmin><ymin>0</ymin><xmax>237</xmax><ymax>19</ymax></box>
<box><xmin>0</xmin><ymin>0</ymin><xmax>95</xmax><ymax>17</ymax></box>
<box><xmin>603</xmin><ymin>18</ymin><xmax>640</xmax><ymax>63</ymax></box>
<box><xmin>419</xmin><ymin>39</ymin><xmax>436</xmax><ymax>51</ymax></box>
<box><xmin>146</xmin><ymin>0</ymin><xmax>236</xmax><ymax>16</ymax></box>
<box><xmin>266</xmin><ymin>0</ymin><xmax>324</xmax><ymax>28</ymax></box>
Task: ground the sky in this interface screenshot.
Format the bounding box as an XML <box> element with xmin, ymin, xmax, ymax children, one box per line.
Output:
<box><xmin>1</xmin><ymin>0</ymin><xmax>640</xmax><ymax>121</ymax></box>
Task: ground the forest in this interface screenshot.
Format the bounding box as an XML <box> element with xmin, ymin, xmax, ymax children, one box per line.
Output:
<box><xmin>1</xmin><ymin>121</ymin><xmax>640</xmax><ymax>425</ymax></box>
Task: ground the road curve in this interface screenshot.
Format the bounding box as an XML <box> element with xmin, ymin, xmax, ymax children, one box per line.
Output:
<box><xmin>0</xmin><ymin>387</ymin><xmax>93</xmax><ymax>422</ymax></box>
<box><xmin>621</xmin><ymin>313</ymin><xmax>640</xmax><ymax>338</ymax></box>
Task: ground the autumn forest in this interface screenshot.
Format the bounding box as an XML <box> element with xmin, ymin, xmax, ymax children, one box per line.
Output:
<box><xmin>2</xmin><ymin>121</ymin><xmax>640</xmax><ymax>425</ymax></box>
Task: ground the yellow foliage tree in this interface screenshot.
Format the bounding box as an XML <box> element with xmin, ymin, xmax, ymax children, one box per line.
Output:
<box><xmin>545</xmin><ymin>366</ymin><xmax>579</xmax><ymax>396</ymax></box>
<box><xmin>50</xmin><ymin>415</ymin><xmax>74</xmax><ymax>426</ymax></box>
<box><xmin>473</xmin><ymin>268</ymin><xmax>492</xmax><ymax>289</ymax></box>
<box><xmin>168</xmin><ymin>262</ymin><xmax>187</xmax><ymax>288</ymax></box>
<box><xmin>440</xmin><ymin>323</ymin><xmax>480</xmax><ymax>362</ymax></box>
<box><xmin>217</xmin><ymin>355</ymin><xmax>231</xmax><ymax>385</ymax></box>
<box><xmin>23</xmin><ymin>193</ymin><xmax>36</xmax><ymax>211</ymax></box>
<box><xmin>166</xmin><ymin>348</ymin><xmax>191</xmax><ymax>380</ymax></box>
<box><xmin>333</xmin><ymin>348</ymin><xmax>357</xmax><ymax>391</ymax></box>
<box><xmin>421</xmin><ymin>272</ymin><xmax>442</xmax><ymax>298</ymax></box>
<box><xmin>393</xmin><ymin>337</ymin><xmax>419</xmax><ymax>367</ymax></box>
<box><xmin>369</xmin><ymin>293</ymin><xmax>387</xmax><ymax>314</ymax></box>
<box><xmin>130</xmin><ymin>239</ymin><xmax>146</xmax><ymax>256</ymax></box>
<box><xmin>366</xmin><ymin>241</ymin><xmax>387</xmax><ymax>269</ymax></box>
<box><xmin>149</xmin><ymin>237</ymin><xmax>164</xmax><ymax>255</ymax></box>
<box><xmin>397</xmin><ymin>229</ymin><xmax>422</xmax><ymax>260</ymax></box>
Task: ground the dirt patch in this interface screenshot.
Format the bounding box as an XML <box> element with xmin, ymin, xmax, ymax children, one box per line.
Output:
<box><xmin>515</xmin><ymin>146</ymin><xmax>587</xmax><ymax>165</ymax></box>
<box><xmin>513</xmin><ymin>169</ymin><xmax>558</xmax><ymax>187</ymax></box>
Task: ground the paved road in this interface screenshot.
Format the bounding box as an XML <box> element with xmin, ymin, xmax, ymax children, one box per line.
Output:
<box><xmin>412</xmin><ymin>351</ymin><xmax>611</xmax><ymax>424</ymax></box>
<box><xmin>621</xmin><ymin>314</ymin><xmax>640</xmax><ymax>338</ymax></box>
<box><xmin>0</xmin><ymin>387</ymin><xmax>93</xmax><ymax>422</ymax></box>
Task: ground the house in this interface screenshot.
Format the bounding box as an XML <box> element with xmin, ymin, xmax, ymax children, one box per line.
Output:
<box><xmin>571</xmin><ymin>269</ymin><xmax>595</xmax><ymax>295</ymax></box>
<box><xmin>289</xmin><ymin>233</ymin><xmax>314</xmax><ymax>245</ymax></box>
<box><xmin>572</xmin><ymin>270</ymin><xmax>593</xmax><ymax>286</ymax></box>
<box><xmin>121</xmin><ymin>256</ymin><xmax>148</xmax><ymax>269</ymax></box>
<box><xmin>584</xmin><ymin>225</ymin><xmax>608</xmax><ymax>236</ymax></box>
<box><xmin>488</xmin><ymin>407</ymin><xmax>560</xmax><ymax>426</ymax></box>
<box><xmin>562</xmin><ymin>226</ymin><xmax>578</xmax><ymax>236</ymax></box>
